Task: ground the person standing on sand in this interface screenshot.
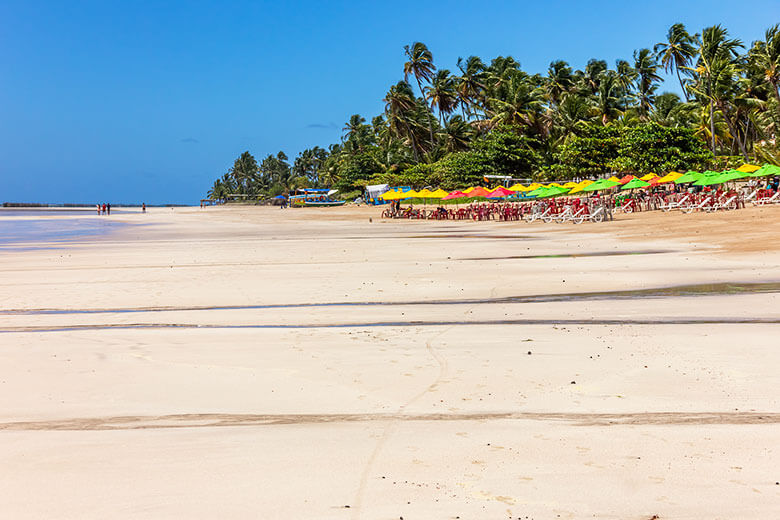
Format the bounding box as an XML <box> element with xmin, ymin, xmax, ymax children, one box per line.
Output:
<box><xmin>96</xmin><ymin>204</ymin><xmax>101</xmax><ymax>215</ymax></box>
<box><xmin>106</xmin><ymin>203</ymin><xmax>111</xmax><ymax>215</ymax></box>
<box><xmin>142</xmin><ymin>203</ymin><xmax>146</xmax><ymax>213</ymax></box>
<box><xmin>101</xmin><ymin>203</ymin><xmax>106</xmax><ymax>215</ymax></box>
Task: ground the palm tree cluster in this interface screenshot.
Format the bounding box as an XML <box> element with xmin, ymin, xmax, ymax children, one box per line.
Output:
<box><xmin>208</xmin><ymin>23</ymin><xmax>780</xmax><ymax>199</ymax></box>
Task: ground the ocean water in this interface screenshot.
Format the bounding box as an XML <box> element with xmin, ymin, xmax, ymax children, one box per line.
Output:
<box><xmin>0</xmin><ymin>210</ymin><xmax>129</xmax><ymax>248</ymax></box>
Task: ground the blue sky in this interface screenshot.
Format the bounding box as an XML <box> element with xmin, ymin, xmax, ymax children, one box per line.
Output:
<box><xmin>1</xmin><ymin>0</ymin><xmax>778</xmax><ymax>204</ymax></box>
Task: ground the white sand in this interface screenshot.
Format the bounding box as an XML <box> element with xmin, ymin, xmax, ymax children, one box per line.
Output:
<box><xmin>0</xmin><ymin>205</ymin><xmax>779</xmax><ymax>519</ymax></box>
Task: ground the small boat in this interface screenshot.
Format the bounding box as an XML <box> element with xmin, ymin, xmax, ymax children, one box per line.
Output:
<box><xmin>289</xmin><ymin>188</ymin><xmax>346</xmax><ymax>207</ymax></box>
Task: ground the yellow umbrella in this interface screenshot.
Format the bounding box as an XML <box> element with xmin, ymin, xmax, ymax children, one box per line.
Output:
<box><xmin>655</xmin><ymin>171</ymin><xmax>683</xmax><ymax>183</ymax></box>
<box><xmin>380</xmin><ymin>189</ymin><xmax>405</xmax><ymax>200</ymax></box>
<box><xmin>737</xmin><ymin>163</ymin><xmax>761</xmax><ymax>173</ymax></box>
<box><xmin>524</xmin><ymin>182</ymin><xmax>543</xmax><ymax>191</ymax></box>
<box><xmin>562</xmin><ymin>181</ymin><xmax>579</xmax><ymax>188</ymax></box>
<box><xmin>567</xmin><ymin>179</ymin><xmax>594</xmax><ymax>195</ymax></box>
<box><xmin>640</xmin><ymin>173</ymin><xmax>658</xmax><ymax>181</ymax></box>
<box><xmin>508</xmin><ymin>183</ymin><xmax>527</xmax><ymax>192</ymax></box>
<box><xmin>548</xmin><ymin>182</ymin><xmax>563</xmax><ymax>188</ymax></box>
<box><xmin>416</xmin><ymin>188</ymin><xmax>435</xmax><ymax>198</ymax></box>
<box><xmin>404</xmin><ymin>190</ymin><xmax>420</xmax><ymax>198</ymax></box>
<box><xmin>429</xmin><ymin>188</ymin><xmax>449</xmax><ymax>198</ymax></box>
<box><xmin>608</xmin><ymin>176</ymin><xmax>621</xmax><ymax>183</ymax></box>
<box><xmin>463</xmin><ymin>187</ymin><xmax>478</xmax><ymax>194</ymax></box>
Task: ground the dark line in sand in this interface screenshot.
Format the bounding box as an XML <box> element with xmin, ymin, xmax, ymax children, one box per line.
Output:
<box><xmin>1</xmin><ymin>412</ymin><xmax>777</xmax><ymax>431</ymax></box>
<box><xmin>4</xmin><ymin>282</ymin><xmax>780</xmax><ymax>316</ymax></box>
<box><xmin>2</xmin><ymin>317</ymin><xmax>779</xmax><ymax>334</ymax></box>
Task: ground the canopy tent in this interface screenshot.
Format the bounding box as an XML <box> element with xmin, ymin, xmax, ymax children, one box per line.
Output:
<box><xmin>365</xmin><ymin>184</ymin><xmax>390</xmax><ymax>200</ymax></box>
<box><xmin>621</xmin><ymin>178</ymin><xmax>651</xmax><ymax>190</ymax></box>
<box><xmin>582</xmin><ymin>178</ymin><xmax>620</xmax><ymax>192</ymax></box>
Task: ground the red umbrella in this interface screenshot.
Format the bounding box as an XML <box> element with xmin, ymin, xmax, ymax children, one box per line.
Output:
<box><xmin>619</xmin><ymin>175</ymin><xmax>637</xmax><ymax>185</ymax></box>
<box><xmin>488</xmin><ymin>187</ymin><xmax>514</xmax><ymax>197</ymax></box>
<box><xmin>442</xmin><ymin>190</ymin><xmax>467</xmax><ymax>200</ymax></box>
<box><xmin>467</xmin><ymin>187</ymin><xmax>492</xmax><ymax>198</ymax></box>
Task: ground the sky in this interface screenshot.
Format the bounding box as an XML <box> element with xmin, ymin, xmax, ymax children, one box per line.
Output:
<box><xmin>1</xmin><ymin>0</ymin><xmax>778</xmax><ymax>204</ymax></box>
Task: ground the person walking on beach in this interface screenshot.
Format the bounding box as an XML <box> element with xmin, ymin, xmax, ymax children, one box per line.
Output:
<box><xmin>96</xmin><ymin>204</ymin><xmax>101</xmax><ymax>215</ymax></box>
<box><xmin>101</xmin><ymin>203</ymin><xmax>106</xmax><ymax>215</ymax></box>
<box><xmin>106</xmin><ymin>203</ymin><xmax>111</xmax><ymax>215</ymax></box>
<box><xmin>142</xmin><ymin>202</ymin><xmax>146</xmax><ymax>213</ymax></box>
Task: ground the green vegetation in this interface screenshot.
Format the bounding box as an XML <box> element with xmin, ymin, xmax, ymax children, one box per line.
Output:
<box><xmin>208</xmin><ymin>23</ymin><xmax>780</xmax><ymax>201</ymax></box>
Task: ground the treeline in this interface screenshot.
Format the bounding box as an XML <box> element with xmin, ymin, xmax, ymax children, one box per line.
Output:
<box><xmin>208</xmin><ymin>23</ymin><xmax>780</xmax><ymax>200</ymax></box>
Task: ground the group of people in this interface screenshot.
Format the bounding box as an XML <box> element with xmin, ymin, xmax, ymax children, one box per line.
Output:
<box><xmin>96</xmin><ymin>203</ymin><xmax>111</xmax><ymax>215</ymax></box>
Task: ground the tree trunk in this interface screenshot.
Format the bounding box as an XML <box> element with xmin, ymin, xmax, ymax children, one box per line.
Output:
<box><xmin>676</xmin><ymin>67</ymin><xmax>689</xmax><ymax>102</ymax></box>
<box><xmin>709</xmin><ymin>100</ymin><xmax>716</xmax><ymax>153</ymax></box>
<box><xmin>416</xmin><ymin>77</ymin><xmax>436</xmax><ymax>150</ymax></box>
<box><xmin>716</xmin><ymin>100</ymin><xmax>748</xmax><ymax>160</ymax></box>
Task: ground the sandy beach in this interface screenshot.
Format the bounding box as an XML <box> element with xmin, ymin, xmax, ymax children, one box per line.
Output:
<box><xmin>1</xmin><ymin>205</ymin><xmax>779</xmax><ymax>519</ymax></box>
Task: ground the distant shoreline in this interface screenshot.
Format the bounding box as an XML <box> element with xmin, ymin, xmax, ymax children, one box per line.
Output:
<box><xmin>1</xmin><ymin>203</ymin><xmax>191</xmax><ymax>208</ymax></box>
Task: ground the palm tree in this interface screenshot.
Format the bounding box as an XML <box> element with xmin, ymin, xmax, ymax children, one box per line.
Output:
<box><xmin>404</xmin><ymin>42</ymin><xmax>437</xmax><ymax>143</ymax></box>
<box><xmin>750</xmin><ymin>24</ymin><xmax>780</xmax><ymax>115</ymax></box>
<box><xmin>592</xmin><ymin>71</ymin><xmax>626</xmax><ymax>124</ymax></box>
<box><xmin>654</xmin><ymin>23</ymin><xmax>698</xmax><ymax>100</ymax></box>
<box><xmin>634</xmin><ymin>48</ymin><xmax>662</xmax><ymax>121</ymax></box>
<box><xmin>384</xmin><ymin>81</ymin><xmax>424</xmax><ymax>161</ymax></box>
<box><xmin>441</xmin><ymin>115</ymin><xmax>474</xmax><ymax>152</ymax></box>
<box><xmin>486</xmin><ymin>73</ymin><xmax>545</xmax><ymax>132</ymax></box>
<box><xmin>615</xmin><ymin>60</ymin><xmax>637</xmax><ymax>97</ymax></box>
<box><xmin>455</xmin><ymin>56</ymin><xmax>486</xmax><ymax>119</ymax></box>
<box><xmin>545</xmin><ymin>60</ymin><xmax>575</xmax><ymax>106</ymax></box>
<box><xmin>688</xmin><ymin>24</ymin><xmax>743</xmax><ymax>152</ymax></box>
<box><xmin>425</xmin><ymin>69</ymin><xmax>459</xmax><ymax>122</ymax></box>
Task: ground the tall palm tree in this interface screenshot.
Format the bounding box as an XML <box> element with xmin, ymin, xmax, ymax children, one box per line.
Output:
<box><xmin>425</xmin><ymin>69</ymin><xmax>459</xmax><ymax>122</ymax></box>
<box><xmin>441</xmin><ymin>115</ymin><xmax>474</xmax><ymax>152</ymax></box>
<box><xmin>654</xmin><ymin>23</ymin><xmax>698</xmax><ymax>100</ymax></box>
<box><xmin>384</xmin><ymin>81</ymin><xmax>424</xmax><ymax>161</ymax></box>
<box><xmin>456</xmin><ymin>56</ymin><xmax>486</xmax><ymax>119</ymax></box>
<box><xmin>688</xmin><ymin>24</ymin><xmax>743</xmax><ymax>152</ymax></box>
<box><xmin>403</xmin><ymin>42</ymin><xmax>437</xmax><ymax>143</ymax></box>
<box><xmin>750</xmin><ymin>24</ymin><xmax>780</xmax><ymax>115</ymax></box>
<box><xmin>545</xmin><ymin>60</ymin><xmax>575</xmax><ymax>107</ymax></box>
<box><xmin>633</xmin><ymin>48</ymin><xmax>662</xmax><ymax>121</ymax></box>
<box><xmin>592</xmin><ymin>71</ymin><xmax>626</xmax><ymax>125</ymax></box>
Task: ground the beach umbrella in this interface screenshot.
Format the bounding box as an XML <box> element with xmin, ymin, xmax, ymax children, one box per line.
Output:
<box><xmin>381</xmin><ymin>189</ymin><xmax>406</xmax><ymax>200</ymax></box>
<box><xmin>582</xmin><ymin>178</ymin><xmax>620</xmax><ymax>192</ymax></box>
<box><xmin>567</xmin><ymin>179</ymin><xmax>594</xmax><ymax>195</ymax></box>
<box><xmin>639</xmin><ymin>173</ymin><xmax>658</xmax><ymax>181</ymax></box>
<box><xmin>618</xmin><ymin>175</ymin><xmax>637</xmax><ymax>185</ymax></box>
<box><xmin>656</xmin><ymin>171</ymin><xmax>683</xmax><ymax>184</ymax></box>
<box><xmin>621</xmin><ymin>178</ymin><xmax>651</xmax><ymax>190</ymax></box>
<box><xmin>608</xmin><ymin>176</ymin><xmax>621</xmax><ymax>183</ymax></box>
<box><xmin>404</xmin><ymin>190</ymin><xmax>421</xmax><ymax>199</ymax></box>
<box><xmin>692</xmin><ymin>171</ymin><xmax>725</xmax><ymax>186</ymax></box>
<box><xmin>466</xmin><ymin>187</ymin><xmax>493</xmax><ymax>198</ymax></box>
<box><xmin>442</xmin><ymin>190</ymin><xmax>467</xmax><ymax>200</ymax></box>
<box><xmin>429</xmin><ymin>188</ymin><xmax>449</xmax><ymax>198</ymax></box>
<box><xmin>416</xmin><ymin>188</ymin><xmax>435</xmax><ymax>198</ymax></box>
<box><xmin>736</xmin><ymin>163</ymin><xmax>761</xmax><ymax>173</ymax></box>
<box><xmin>508</xmin><ymin>183</ymin><xmax>528</xmax><ymax>191</ymax></box>
<box><xmin>673</xmin><ymin>171</ymin><xmax>701</xmax><ymax>184</ymax></box>
<box><xmin>488</xmin><ymin>186</ymin><xmax>515</xmax><ymax>198</ymax></box>
<box><xmin>562</xmin><ymin>181</ymin><xmax>579</xmax><ymax>189</ymax></box>
<box><xmin>748</xmin><ymin>164</ymin><xmax>780</xmax><ymax>177</ymax></box>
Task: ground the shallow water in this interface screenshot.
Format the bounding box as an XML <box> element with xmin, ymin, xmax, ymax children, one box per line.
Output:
<box><xmin>2</xmin><ymin>316</ymin><xmax>778</xmax><ymax>334</ymax></box>
<box><xmin>0</xmin><ymin>217</ymin><xmax>127</xmax><ymax>246</ymax></box>
<box><xmin>5</xmin><ymin>281</ymin><xmax>779</xmax><ymax>315</ymax></box>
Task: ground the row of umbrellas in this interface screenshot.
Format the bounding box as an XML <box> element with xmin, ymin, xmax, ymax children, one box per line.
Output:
<box><xmin>380</xmin><ymin>163</ymin><xmax>780</xmax><ymax>201</ymax></box>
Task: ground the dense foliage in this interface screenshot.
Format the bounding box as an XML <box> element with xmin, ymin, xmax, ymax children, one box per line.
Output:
<box><xmin>208</xmin><ymin>23</ymin><xmax>780</xmax><ymax>200</ymax></box>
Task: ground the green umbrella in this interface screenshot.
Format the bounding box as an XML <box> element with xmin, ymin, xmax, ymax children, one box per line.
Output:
<box><xmin>621</xmin><ymin>178</ymin><xmax>651</xmax><ymax>190</ymax></box>
<box><xmin>674</xmin><ymin>170</ymin><xmax>701</xmax><ymax>184</ymax></box>
<box><xmin>719</xmin><ymin>169</ymin><xmax>750</xmax><ymax>182</ymax></box>
<box><xmin>539</xmin><ymin>186</ymin><xmax>571</xmax><ymax>198</ymax></box>
<box><xmin>748</xmin><ymin>164</ymin><xmax>780</xmax><ymax>177</ymax></box>
<box><xmin>582</xmin><ymin>178</ymin><xmax>620</xmax><ymax>192</ymax></box>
